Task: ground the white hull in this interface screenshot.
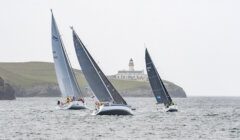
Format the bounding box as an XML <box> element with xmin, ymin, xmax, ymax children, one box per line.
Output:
<box><xmin>56</xmin><ymin>101</ymin><xmax>87</xmax><ymax>110</ymax></box>
<box><xmin>164</xmin><ymin>105</ymin><xmax>178</xmax><ymax>112</ymax></box>
<box><xmin>92</xmin><ymin>104</ymin><xmax>133</xmax><ymax>115</ymax></box>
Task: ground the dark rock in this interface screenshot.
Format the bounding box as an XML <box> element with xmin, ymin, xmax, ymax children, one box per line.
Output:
<box><xmin>15</xmin><ymin>85</ymin><xmax>61</xmax><ymax>97</ymax></box>
<box><xmin>0</xmin><ymin>77</ymin><xmax>16</xmax><ymax>100</ymax></box>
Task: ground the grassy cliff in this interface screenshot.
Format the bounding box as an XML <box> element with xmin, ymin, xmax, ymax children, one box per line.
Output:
<box><xmin>0</xmin><ymin>62</ymin><xmax>186</xmax><ymax>97</ymax></box>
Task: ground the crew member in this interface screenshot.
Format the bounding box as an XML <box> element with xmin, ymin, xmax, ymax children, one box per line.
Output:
<box><xmin>66</xmin><ymin>97</ymin><xmax>71</xmax><ymax>103</ymax></box>
<box><xmin>78</xmin><ymin>97</ymin><xmax>85</xmax><ymax>103</ymax></box>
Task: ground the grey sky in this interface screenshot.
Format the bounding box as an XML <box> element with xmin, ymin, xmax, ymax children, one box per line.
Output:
<box><xmin>0</xmin><ymin>0</ymin><xmax>240</xmax><ymax>96</ymax></box>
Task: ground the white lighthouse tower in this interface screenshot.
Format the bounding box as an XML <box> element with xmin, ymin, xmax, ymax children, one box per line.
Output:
<box><xmin>114</xmin><ymin>58</ymin><xmax>147</xmax><ymax>81</ymax></box>
<box><xmin>129</xmin><ymin>58</ymin><xmax>134</xmax><ymax>71</ymax></box>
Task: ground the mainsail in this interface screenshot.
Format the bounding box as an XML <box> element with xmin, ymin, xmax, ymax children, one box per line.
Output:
<box><xmin>145</xmin><ymin>48</ymin><xmax>172</xmax><ymax>106</ymax></box>
<box><xmin>72</xmin><ymin>28</ymin><xmax>127</xmax><ymax>105</ymax></box>
<box><xmin>51</xmin><ymin>11</ymin><xmax>83</xmax><ymax>98</ymax></box>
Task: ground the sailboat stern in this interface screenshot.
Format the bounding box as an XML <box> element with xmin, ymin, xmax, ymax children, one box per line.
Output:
<box><xmin>68</xmin><ymin>101</ymin><xmax>87</xmax><ymax>110</ymax></box>
<box><xmin>57</xmin><ymin>101</ymin><xmax>87</xmax><ymax>110</ymax></box>
<box><xmin>93</xmin><ymin>104</ymin><xmax>133</xmax><ymax>115</ymax></box>
<box><xmin>164</xmin><ymin>105</ymin><xmax>178</xmax><ymax>112</ymax></box>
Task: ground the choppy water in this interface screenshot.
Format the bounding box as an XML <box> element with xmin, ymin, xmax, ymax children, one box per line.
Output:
<box><xmin>0</xmin><ymin>97</ymin><xmax>240</xmax><ymax>140</ymax></box>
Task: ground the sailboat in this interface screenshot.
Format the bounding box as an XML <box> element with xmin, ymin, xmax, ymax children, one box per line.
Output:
<box><xmin>71</xmin><ymin>27</ymin><xmax>132</xmax><ymax>115</ymax></box>
<box><xmin>51</xmin><ymin>11</ymin><xmax>86</xmax><ymax>110</ymax></box>
<box><xmin>145</xmin><ymin>48</ymin><xmax>178</xmax><ymax>112</ymax></box>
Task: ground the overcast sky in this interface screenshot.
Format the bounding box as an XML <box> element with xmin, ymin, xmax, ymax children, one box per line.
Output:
<box><xmin>0</xmin><ymin>0</ymin><xmax>240</xmax><ymax>96</ymax></box>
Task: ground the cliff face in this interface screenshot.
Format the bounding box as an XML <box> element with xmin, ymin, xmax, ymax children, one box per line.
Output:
<box><xmin>119</xmin><ymin>81</ymin><xmax>187</xmax><ymax>98</ymax></box>
<box><xmin>13</xmin><ymin>81</ymin><xmax>186</xmax><ymax>98</ymax></box>
<box><xmin>121</xmin><ymin>87</ymin><xmax>186</xmax><ymax>97</ymax></box>
<box><xmin>0</xmin><ymin>77</ymin><xmax>16</xmax><ymax>100</ymax></box>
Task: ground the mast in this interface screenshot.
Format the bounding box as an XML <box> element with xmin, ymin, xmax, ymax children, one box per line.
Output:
<box><xmin>71</xmin><ymin>28</ymin><xmax>113</xmax><ymax>102</ymax></box>
<box><xmin>145</xmin><ymin>48</ymin><xmax>173</xmax><ymax>106</ymax></box>
<box><xmin>72</xmin><ymin>28</ymin><xmax>114</xmax><ymax>101</ymax></box>
<box><xmin>72</xmin><ymin>28</ymin><xmax>127</xmax><ymax>105</ymax></box>
<box><xmin>51</xmin><ymin>10</ymin><xmax>83</xmax><ymax>98</ymax></box>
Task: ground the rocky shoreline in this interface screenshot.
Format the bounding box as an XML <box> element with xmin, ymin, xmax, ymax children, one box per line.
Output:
<box><xmin>0</xmin><ymin>77</ymin><xmax>16</xmax><ymax>100</ymax></box>
<box><xmin>0</xmin><ymin>62</ymin><xmax>187</xmax><ymax>98</ymax></box>
<box><xmin>13</xmin><ymin>82</ymin><xmax>187</xmax><ymax>98</ymax></box>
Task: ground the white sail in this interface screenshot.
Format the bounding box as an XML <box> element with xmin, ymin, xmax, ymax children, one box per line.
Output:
<box><xmin>51</xmin><ymin>11</ymin><xmax>83</xmax><ymax>98</ymax></box>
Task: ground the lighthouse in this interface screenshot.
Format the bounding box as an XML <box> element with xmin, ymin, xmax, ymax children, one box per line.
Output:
<box><xmin>113</xmin><ymin>58</ymin><xmax>147</xmax><ymax>81</ymax></box>
<box><xmin>129</xmin><ymin>58</ymin><xmax>134</xmax><ymax>71</ymax></box>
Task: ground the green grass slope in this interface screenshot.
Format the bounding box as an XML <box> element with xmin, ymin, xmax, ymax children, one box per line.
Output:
<box><xmin>0</xmin><ymin>62</ymin><xmax>186</xmax><ymax>97</ymax></box>
<box><xmin>0</xmin><ymin>62</ymin><xmax>147</xmax><ymax>89</ymax></box>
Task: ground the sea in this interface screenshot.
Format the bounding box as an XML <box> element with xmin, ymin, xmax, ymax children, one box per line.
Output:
<box><xmin>0</xmin><ymin>97</ymin><xmax>239</xmax><ymax>140</ymax></box>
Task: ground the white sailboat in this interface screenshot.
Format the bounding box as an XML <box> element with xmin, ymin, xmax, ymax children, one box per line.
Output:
<box><xmin>51</xmin><ymin>11</ymin><xmax>86</xmax><ymax>110</ymax></box>
<box><xmin>71</xmin><ymin>28</ymin><xmax>132</xmax><ymax>115</ymax></box>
